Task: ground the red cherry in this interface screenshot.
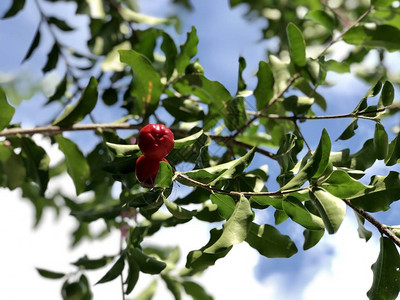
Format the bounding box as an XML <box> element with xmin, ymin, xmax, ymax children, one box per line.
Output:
<box><xmin>135</xmin><ymin>155</ymin><xmax>168</xmax><ymax>187</ymax></box>
<box><xmin>138</xmin><ymin>124</ymin><xmax>174</xmax><ymax>160</ymax></box>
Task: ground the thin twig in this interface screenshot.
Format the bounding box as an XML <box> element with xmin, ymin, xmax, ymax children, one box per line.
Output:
<box><xmin>344</xmin><ymin>199</ymin><xmax>400</xmax><ymax>248</ymax></box>
<box><xmin>176</xmin><ymin>172</ymin><xmax>307</xmax><ymax>198</ymax></box>
<box><xmin>231</xmin><ymin>73</ymin><xmax>302</xmax><ymax>139</ymax></box>
<box><xmin>319</xmin><ymin>5</ymin><xmax>375</xmax><ymax>57</ymax></box>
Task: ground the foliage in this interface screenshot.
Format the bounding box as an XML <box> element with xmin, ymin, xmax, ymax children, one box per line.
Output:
<box><xmin>1</xmin><ymin>0</ymin><xmax>400</xmax><ymax>299</ymax></box>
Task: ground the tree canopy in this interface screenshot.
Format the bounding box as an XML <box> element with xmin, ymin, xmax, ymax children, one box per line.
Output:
<box><xmin>1</xmin><ymin>0</ymin><xmax>400</xmax><ymax>299</ymax></box>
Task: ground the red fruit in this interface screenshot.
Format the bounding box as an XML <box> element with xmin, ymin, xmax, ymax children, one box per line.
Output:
<box><xmin>135</xmin><ymin>155</ymin><xmax>168</xmax><ymax>187</ymax></box>
<box><xmin>138</xmin><ymin>124</ymin><xmax>174</xmax><ymax>160</ymax></box>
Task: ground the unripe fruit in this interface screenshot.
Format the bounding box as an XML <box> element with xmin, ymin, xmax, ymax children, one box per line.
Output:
<box><xmin>138</xmin><ymin>124</ymin><xmax>174</xmax><ymax>160</ymax></box>
<box><xmin>135</xmin><ymin>155</ymin><xmax>168</xmax><ymax>187</ymax></box>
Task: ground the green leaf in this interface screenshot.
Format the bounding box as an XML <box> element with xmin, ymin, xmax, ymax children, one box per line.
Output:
<box><xmin>204</xmin><ymin>197</ymin><xmax>253</xmax><ymax>253</ymax></box>
<box><xmin>106</xmin><ymin>142</ymin><xmax>140</xmax><ymax>156</ymax></box>
<box><xmin>3</xmin><ymin>151</ymin><xmax>26</xmax><ymax>190</ymax></box>
<box><xmin>36</xmin><ymin>268</ymin><xmax>65</xmax><ymax>279</ymax></box>
<box><xmin>336</xmin><ymin>118</ymin><xmax>358</xmax><ymax>141</ymax></box>
<box><xmin>130</xmin><ymin>247</ymin><xmax>166</xmax><ymax>274</ymax></box>
<box><xmin>310</xmin><ymin>188</ymin><xmax>346</xmax><ymax>234</ymax></box>
<box><xmin>367</xmin><ymin>237</ymin><xmax>400</xmax><ymax>300</ymax></box>
<box><xmin>349</xmin><ymin>139</ymin><xmax>377</xmax><ymax>171</ymax></box>
<box><xmin>2</xmin><ymin>0</ymin><xmax>26</xmax><ymax>18</ymax></box>
<box><xmin>185</xmin><ymin>228</ymin><xmax>232</xmax><ymax>273</ymax></box>
<box><xmin>119</xmin><ymin>49</ymin><xmax>162</xmax><ymax>118</ymax></box>
<box><xmin>161</xmin><ymin>274</ymin><xmax>182</xmax><ymax>300</ymax></box>
<box><xmin>224</xmin><ymin>97</ymin><xmax>247</xmax><ymax>131</ymax></box>
<box><xmin>54</xmin><ymin>136</ymin><xmax>90</xmax><ymax>195</ymax></box>
<box><xmin>176</xmin><ymin>27</ymin><xmax>199</xmax><ymax>74</ymax></box>
<box><xmin>182</xmin><ymin>281</ymin><xmax>213</xmax><ymax>300</ymax></box>
<box><xmin>343</xmin><ymin>25</ymin><xmax>400</xmax><ymax>52</ymax></box>
<box><xmin>305</xmin><ymin>10</ymin><xmax>335</xmax><ymax>32</ymax></box>
<box><xmin>163</xmin><ymin>97</ymin><xmax>205</xmax><ymax>122</ymax></box>
<box><xmin>373</xmin><ymin>123</ymin><xmax>389</xmax><ymax>160</ymax></box>
<box><xmin>96</xmin><ymin>254</ymin><xmax>125</xmax><ymax>285</ymax></box>
<box><xmin>321</xmin><ymin>170</ymin><xmax>368</xmax><ymax>198</ymax></box>
<box><xmin>254</xmin><ymin>61</ymin><xmax>274</xmax><ymax>110</ymax></box>
<box><xmin>120</xmin><ymin>7</ymin><xmax>170</xmax><ymax>25</ymax></box>
<box><xmin>281</xmin><ymin>129</ymin><xmax>331</xmax><ymax>190</ymax></box>
<box><xmin>174</xmin><ymin>130</ymin><xmax>204</xmax><ymax>149</ymax></box>
<box><xmin>182</xmin><ymin>148</ymin><xmax>255</xmax><ymax>185</ymax></box>
<box><xmin>354</xmin><ymin>213</ymin><xmax>372</xmax><ymax>242</ymax></box>
<box><xmin>0</xmin><ymin>86</ymin><xmax>15</xmax><ymax>130</ymax></box>
<box><xmin>378</xmin><ymin>81</ymin><xmax>395</xmax><ymax>109</ymax></box>
<box><xmin>163</xmin><ymin>194</ymin><xmax>196</xmax><ymax>219</ymax></box>
<box><xmin>237</xmin><ymin>56</ymin><xmax>247</xmax><ymax>92</ymax></box>
<box><xmin>133</xmin><ymin>280</ymin><xmax>157</xmax><ymax>300</ymax></box>
<box><xmin>282</xmin><ymin>96</ymin><xmax>314</xmax><ymax>115</ymax></box>
<box><xmin>154</xmin><ymin>161</ymin><xmax>173</xmax><ymax>188</ymax></box>
<box><xmin>287</xmin><ymin>23</ymin><xmax>306</xmax><ymax>67</ymax></box>
<box><xmin>48</xmin><ymin>76</ymin><xmax>67</xmax><ymax>102</ymax></box>
<box><xmin>48</xmin><ymin>17</ymin><xmax>74</xmax><ymax>31</ymax></box>
<box><xmin>282</xmin><ymin>196</ymin><xmax>324</xmax><ymax>230</ymax></box>
<box><xmin>21</xmin><ymin>138</ymin><xmax>50</xmax><ymax>196</ymax></box>
<box><xmin>173</xmin><ymin>74</ymin><xmax>231</xmax><ymax>130</ymax></box>
<box><xmin>125</xmin><ymin>257</ymin><xmax>140</xmax><ymax>295</ymax></box>
<box><xmin>53</xmin><ymin>77</ymin><xmax>98</xmax><ymax>126</ymax></box>
<box><xmin>349</xmin><ymin>171</ymin><xmax>400</xmax><ymax>212</ymax></box>
<box><xmin>210</xmin><ymin>194</ymin><xmax>236</xmax><ymax>219</ymax></box>
<box><xmin>371</xmin><ymin>0</ymin><xmax>396</xmax><ymax>7</ymax></box>
<box><xmin>250</xmin><ymin>195</ymin><xmax>283</xmax><ymax>209</ymax></box>
<box><xmin>42</xmin><ymin>43</ymin><xmax>59</xmax><ymax>73</ymax></box>
<box><xmin>23</xmin><ymin>29</ymin><xmax>41</xmax><ymax>62</ymax></box>
<box><xmin>303</xmin><ymin>229</ymin><xmax>324</xmax><ymax>250</ymax></box>
<box><xmin>385</xmin><ymin>133</ymin><xmax>400</xmax><ymax>166</ymax></box>
<box><xmin>245</xmin><ymin>222</ymin><xmax>298</xmax><ymax>258</ymax></box>
<box><xmin>161</xmin><ymin>32</ymin><xmax>178</xmax><ymax>79</ymax></box>
<box><xmin>72</xmin><ymin>255</ymin><xmax>114</xmax><ymax>270</ymax></box>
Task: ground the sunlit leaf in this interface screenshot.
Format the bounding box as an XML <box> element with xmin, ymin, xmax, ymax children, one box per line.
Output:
<box><xmin>204</xmin><ymin>197</ymin><xmax>253</xmax><ymax>253</ymax></box>
<box><xmin>282</xmin><ymin>196</ymin><xmax>324</xmax><ymax>230</ymax></box>
<box><xmin>349</xmin><ymin>171</ymin><xmax>400</xmax><ymax>212</ymax></box>
<box><xmin>176</xmin><ymin>27</ymin><xmax>198</xmax><ymax>74</ymax></box>
<box><xmin>321</xmin><ymin>170</ymin><xmax>367</xmax><ymax>198</ymax></box>
<box><xmin>119</xmin><ymin>49</ymin><xmax>162</xmax><ymax>118</ymax></box>
<box><xmin>287</xmin><ymin>23</ymin><xmax>306</xmax><ymax>67</ymax></box>
<box><xmin>305</xmin><ymin>10</ymin><xmax>335</xmax><ymax>32</ymax></box>
<box><xmin>163</xmin><ymin>194</ymin><xmax>196</xmax><ymax>219</ymax></box>
<box><xmin>245</xmin><ymin>222</ymin><xmax>298</xmax><ymax>257</ymax></box>
<box><xmin>310</xmin><ymin>188</ymin><xmax>346</xmax><ymax>234</ymax></box>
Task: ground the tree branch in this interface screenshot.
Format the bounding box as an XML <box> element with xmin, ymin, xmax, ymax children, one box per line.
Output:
<box><xmin>175</xmin><ymin>172</ymin><xmax>307</xmax><ymax>198</ymax></box>
<box><xmin>344</xmin><ymin>199</ymin><xmax>400</xmax><ymax>248</ymax></box>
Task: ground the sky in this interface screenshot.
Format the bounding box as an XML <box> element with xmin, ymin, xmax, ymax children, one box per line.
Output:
<box><xmin>0</xmin><ymin>0</ymin><xmax>397</xmax><ymax>299</ymax></box>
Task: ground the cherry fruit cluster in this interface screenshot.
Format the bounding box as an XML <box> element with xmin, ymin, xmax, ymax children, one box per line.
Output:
<box><xmin>135</xmin><ymin>124</ymin><xmax>174</xmax><ymax>187</ymax></box>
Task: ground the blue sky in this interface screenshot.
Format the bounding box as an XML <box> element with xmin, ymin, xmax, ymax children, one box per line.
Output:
<box><xmin>0</xmin><ymin>0</ymin><xmax>398</xmax><ymax>299</ymax></box>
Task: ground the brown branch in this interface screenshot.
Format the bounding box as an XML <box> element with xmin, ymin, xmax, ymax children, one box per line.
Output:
<box><xmin>175</xmin><ymin>172</ymin><xmax>307</xmax><ymax>198</ymax></box>
<box><xmin>319</xmin><ymin>5</ymin><xmax>375</xmax><ymax>57</ymax></box>
<box><xmin>231</xmin><ymin>73</ymin><xmax>301</xmax><ymax>139</ymax></box>
<box><xmin>0</xmin><ymin>123</ymin><xmax>144</xmax><ymax>138</ymax></box>
<box><xmin>344</xmin><ymin>199</ymin><xmax>400</xmax><ymax>248</ymax></box>
<box><xmin>247</xmin><ymin>105</ymin><xmax>394</xmax><ymax>121</ymax></box>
